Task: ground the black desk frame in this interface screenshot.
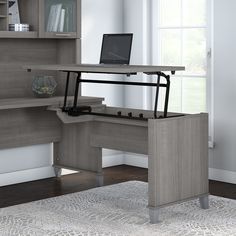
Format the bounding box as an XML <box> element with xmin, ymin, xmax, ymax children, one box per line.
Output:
<box><xmin>62</xmin><ymin>70</ymin><xmax>176</xmax><ymax>120</ymax></box>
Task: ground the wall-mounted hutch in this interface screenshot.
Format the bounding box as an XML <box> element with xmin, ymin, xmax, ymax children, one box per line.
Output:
<box><xmin>0</xmin><ymin>0</ymin><xmax>85</xmax><ymax>150</ymax></box>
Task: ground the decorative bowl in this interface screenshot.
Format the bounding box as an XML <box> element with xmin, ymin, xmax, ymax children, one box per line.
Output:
<box><xmin>32</xmin><ymin>76</ymin><xmax>57</xmax><ymax>98</ymax></box>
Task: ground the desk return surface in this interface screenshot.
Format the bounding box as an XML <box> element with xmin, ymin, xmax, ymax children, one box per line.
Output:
<box><xmin>0</xmin><ymin>96</ymin><xmax>103</xmax><ymax>150</ymax></box>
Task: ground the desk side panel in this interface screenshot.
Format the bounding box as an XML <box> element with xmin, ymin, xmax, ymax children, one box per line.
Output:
<box><xmin>90</xmin><ymin>121</ymin><xmax>148</xmax><ymax>154</ymax></box>
<box><xmin>55</xmin><ymin>122</ymin><xmax>102</xmax><ymax>172</ymax></box>
<box><xmin>55</xmin><ymin>119</ymin><xmax>148</xmax><ymax>172</ymax></box>
<box><xmin>0</xmin><ymin>108</ymin><xmax>61</xmax><ymax>149</ymax></box>
<box><xmin>148</xmin><ymin>113</ymin><xmax>208</xmax><ymax>207</ymax></box>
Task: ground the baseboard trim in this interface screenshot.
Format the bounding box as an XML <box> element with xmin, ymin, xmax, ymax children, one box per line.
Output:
<box><xmin>102</xmin><ymin>154</ymin><xmax>124</xmax><ymax>168</ymax></box>
<box><xmin>0</xmin><ymin>154</ymin><xmax>124</xmax><ymax>187</ymax></box>
<box><xmin>124</xmin><ymin>154</ymin><xmax>148</xmax><ymax>168</ymax></box>
<box><xmin>124</xmin><ymin>154</ymin><xmax>236</xmax><ymax>184</ymax></box>
<box><xmin>2</xmin><ymin>156</ymin><xmax>235</xmax><ymax>186</ymax></box>
<box><xmin>209</xmin><ymin>168</ymin><xmax>236</xmax><ymax>184</ymax></box>
<box><xmin>0</xmin><ymin>166</ymin><xmax>55</xmax><ymax>187</ymax></box>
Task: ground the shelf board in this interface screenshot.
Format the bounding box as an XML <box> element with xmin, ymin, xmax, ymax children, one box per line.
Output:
<box><xmin>42</xmin><ymin>31</ymin><xmax>77</xmax><ymax>39</ymax></box>
<box><xmin>0</xmin><ymin>96</ymin><xmax>104</xmax><ymax>110</ymax></box>
<box><xmin>0</xmin><ymin>31</ymin><xmax>38</xmax><ymax>38</ymax></box>
<box><xmin>0</xmin><ymin>1</ymin><xmax>7</xmax><ymax>3</ymax></box>
<box><xmin>0</xmin><ymin>96</ymin><xmax>73</xmax><ymax>110</ymax></box>
<box><xmin>0</xmin><ymin>15</ymin><xmax>7</xmax><ymax>18</ymax></box>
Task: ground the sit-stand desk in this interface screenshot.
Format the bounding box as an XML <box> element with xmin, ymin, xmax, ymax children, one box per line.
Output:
<box><xmin>25</xmin><ymin>64</ymin><xmax>209</xmax><ymax>223</ymax></box>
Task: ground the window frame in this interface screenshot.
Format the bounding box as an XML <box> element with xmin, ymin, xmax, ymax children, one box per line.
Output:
<box><xmin>148</xmin><ymin>0</ymin><xmax>213</xmax><ymax>144</ymax></box>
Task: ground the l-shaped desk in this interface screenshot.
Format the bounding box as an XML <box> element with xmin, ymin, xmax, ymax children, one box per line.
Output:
<box><xmin>24</xmin><ymin>64</ymin><xmax>209</xmax><ymax>223</ymax></box>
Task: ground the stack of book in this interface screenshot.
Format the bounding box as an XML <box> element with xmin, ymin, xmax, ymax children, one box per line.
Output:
<box><xmin>46</xmin><ymin>4</ymin><xmax>66</xmax><ymax>32</ymax></box>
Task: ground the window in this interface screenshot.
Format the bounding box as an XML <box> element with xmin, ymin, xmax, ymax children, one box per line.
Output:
<box><xmin>155</xmin><ymin>0</ymin><xmax>209</xmax><ymax>114</ymax></box>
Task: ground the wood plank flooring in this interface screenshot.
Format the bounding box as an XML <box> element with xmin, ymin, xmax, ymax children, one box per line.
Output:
<box><xmin>0</xmin><ymin>165</ymin><xmax>235</xmax><ymax>209</ymax></box>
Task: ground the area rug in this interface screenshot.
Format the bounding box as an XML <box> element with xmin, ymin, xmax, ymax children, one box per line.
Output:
<box><xmin>0</xmin><ymin>181</ymin><xmax>235</xmax><ymax>236</ymax></box>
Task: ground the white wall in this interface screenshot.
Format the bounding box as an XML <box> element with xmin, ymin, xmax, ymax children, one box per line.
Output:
<box><xmin>208</xmin><ymin>0</ymin><xmax>236</xmax><ymax>183</ymax></box>
<box><xmin>81</xmin><ymin>0</ymin><xmax>124</xmax><ymax>107</ymax></box>
<box><xmin>81</xmin><ymin>0</ymin><xmax>125</xmax><ymax>160</ymax></box>
<box><xmin>121</xmin><ymin>0</ymin><xmax>149</xmax><ymax>163</ymax></box>
<box><xmin>0</xmin><ymin>144</ymin><xmax>55</xmax><ymax>186</ymax></box>
<box><xmin>123</xmin><ymin>0</ymin><xmax>147</xmax><ymax>109</ymax></box>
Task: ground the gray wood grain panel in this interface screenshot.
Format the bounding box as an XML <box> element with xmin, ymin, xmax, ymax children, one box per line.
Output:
<box><xmin>91</xmin><ymin>121</ymin><xmax>148</xmax><ymax>153</ymax></box>
<box><xmin>0</xmin><ymin>39</ymin><xmax>57</xmax><ymax>64</ymax></box>
<box><xmin>148</xmin><ymin>113</ymin><xmax>209</xmax><ymax>207</ymax></box>
<box><xmin>56</xmin><ymin>39</ymin><xmax>79</xmax><ymax>96</ymax></box>
<box><xmin>90</xmin><ymin>134</ymin><xmax>147</xmax><ymax>154</ymax></box>
<box><xmin>57</xmin><ymin>40</ymin><xmax>77</xmax><ymax>64</ymax></box>
<box><xmin>0</xmin><ymin>38</ymin><xmax>83</xmax><ymax>98</ymax></box>
<box><xmin>55</xmin><ymin>116</ymin><xmax>148</xmax><ymax>171</ymax></box>
<box><xmin>23</xmin><ymin>64</ymin><xmax>185</xmax><ymax>74</ymax></box>
<box><xmin>0</xmin><ymin>97</ymin><xmax>103</xmax><ymax>149</ymax></box>
<box><xmin>76</xmin><ymin>39</ymin><xmax>81</xmax><ymax>63</ymax></box>
<box><xmin>0</xmin><ymin>0</ymin><xmax>7</xmax><ymax>31</ymax></box>
<box><xmin>0</xmin><ymin>31</ymin><xmax>38</xmax><ymax>38</ymax></box>
<box><xmin>0</xmin><ymin>39</ymin><xmax>58</xmax><ymax>98</ymax></box>
<box><xmin>0</xmin><ymin>96</ymin><xmax>73</xmax><ymax>110</ymax></box>
<box><xmin>56</xmin><ymin>122</ymin><xmax>102</xmax><ymax>172</ymax></box>
<box><xmin>0</xmin><ymin>107</ymin><xmax>61</xmax><ymax>149</ymax></box>
<box><xmin>18</xmin><ymin>0</ymin><xmax>39</xmax><ymax>31</ymax></box>
<box><xmin>0</xmin><ymin>96</ymin><xmax>103</xmax><ymax>110</ymax></box>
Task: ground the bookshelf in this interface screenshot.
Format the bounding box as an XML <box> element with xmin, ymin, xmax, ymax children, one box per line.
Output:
<box><xmin>0</xmin><ymin>0</ymin><xmax>7</xmax><ymax>31</ymax></box>
<box><xmin>0</xmin><ymin>30</ymin><xmax>37</xmax><ymax>38</ymax></box>
<box><xmin>0</xmin><ymin>0</ymin><xmax>82</xmax><ymax>183</ymax></box>
<box><xmin>0</xmin><ymin>0</ymin><xmax>81</xmax><ymax>99</ymax></box>
<box><xmin>0</xmin><ymin>0</ymin><xmax>81</xmax><ymax>39</ymax></box>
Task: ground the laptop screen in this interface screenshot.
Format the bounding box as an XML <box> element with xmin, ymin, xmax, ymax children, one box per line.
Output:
<box><xmin>99</xmin><ymin>34</ymin><xmax>133</xmax><ymax>65</ymax></box>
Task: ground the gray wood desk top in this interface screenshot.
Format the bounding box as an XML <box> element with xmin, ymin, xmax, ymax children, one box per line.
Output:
<box><xmin>0</xmin><ymin>96</ymin><xmax>104</xmax><ymax>110</ymax></box>
<box><xmin>23</xmin><ymin>64</ymin><xmax>185</xmax><ymax>74</ymax></box>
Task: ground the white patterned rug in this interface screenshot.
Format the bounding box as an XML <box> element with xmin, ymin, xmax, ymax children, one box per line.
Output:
<box><xmin>0</xmin><ymin>181</ymin><xmax>236</xmax><ymax>236</ymax></box>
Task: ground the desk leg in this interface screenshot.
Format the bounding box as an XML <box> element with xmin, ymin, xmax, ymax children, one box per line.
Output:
<box><xmin>149</xmin><ymin>207</ymin><xmax>160</xmax><ymax>224</ymax></box>
<box><xmin>96</xmin><ymin>144</ymin><xmax>103</xmax><ymax>187</ymax></box>
<box><xmin>96</xmin><ymin>172</ymin><xmax>104</xmax><ymax>187</ymax></box>
<box><xmin>73</xmin><ymin>72</ymin><xmax>81</xmax><ymax>108</ymax></box>
<box><xmin>163</xmin><ymin>75</ymin><xmax>170</xmax><ymax>118</ymax></box>
<box><xmin>153</xmin><ymin>74</ymin><xmax>161</xmax><ymax>118</ymax></box>
<box><xmin>55</xmin><ymin>122</ymin><xmax>103</xmax><ymax>174</ymax></box>
<box><xmin>53</xmin><ymin>142</ymin><xmax>62</xmax><ymax>178</ymax></box>
<box><xmin>148</xmin><ymin>114</ymin><xmax>209</xmax><ymax>223</ymax></box>
<box><xmin>54</xmin><ymin>167</ymin><xmax>62</xmax><ymax>178</ymax></box>
<box><xmin>199</xmin><ymin>195</ymin><xmax>209</xmax><ymax>209</ymax></box>
<box><xmin>62</xmin><ymin>72</ymin><xmax>70</xmax><ymax>111</ymax></box>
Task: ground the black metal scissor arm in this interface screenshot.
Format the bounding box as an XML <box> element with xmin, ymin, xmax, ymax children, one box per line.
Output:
<box><xmin>62</xmin><ymin>71</ymin><xmax>173</xmax><ymax>120</ymax></box>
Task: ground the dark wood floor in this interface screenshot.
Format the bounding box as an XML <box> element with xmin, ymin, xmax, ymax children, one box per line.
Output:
<box><xmin>0</xmin><ymin>165</ymin><xmax>235</xmax><ymax>208</ymax></box>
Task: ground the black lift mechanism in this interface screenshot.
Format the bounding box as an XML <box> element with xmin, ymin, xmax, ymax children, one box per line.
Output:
<box><xmin>62</xmin><ymin>70</ymin><xmax>178</xmax><ymax>120</ymax></box>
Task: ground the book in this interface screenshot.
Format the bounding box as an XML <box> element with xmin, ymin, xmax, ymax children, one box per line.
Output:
<box><xmin>58</xmin><ymin>9</ymin><xmax>65</xmax><ymax>32</ymax></box>
<box><xmin>46</xmin><ymin>5</ymin><xmax>56</xmax><ymax>32</ymax></box>
<box><xmin>46</xmin><ymin>4</ymin><xmax>63</xmax><ymax>32</ymax></box>
<box><xmin>9</xmin><ymin>0</ymin><xmax>20</xmax><ymax>24</ymax></box>
<box><xmin>52</xmin><ymin>4</ymin><xmax>62</xmax><ymax>32</ymax></box>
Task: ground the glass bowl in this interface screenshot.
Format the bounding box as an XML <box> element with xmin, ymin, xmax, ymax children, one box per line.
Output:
<box><xmin>32</xmin><ymin>76</ymin><xmax>57</xmax><ymax>98</ymax></box>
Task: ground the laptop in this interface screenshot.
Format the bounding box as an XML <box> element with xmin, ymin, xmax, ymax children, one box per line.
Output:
<box><xmin>83</xmin><ymin>33</ymin><xmax>133</xmax><ymax>67</ymax></box>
